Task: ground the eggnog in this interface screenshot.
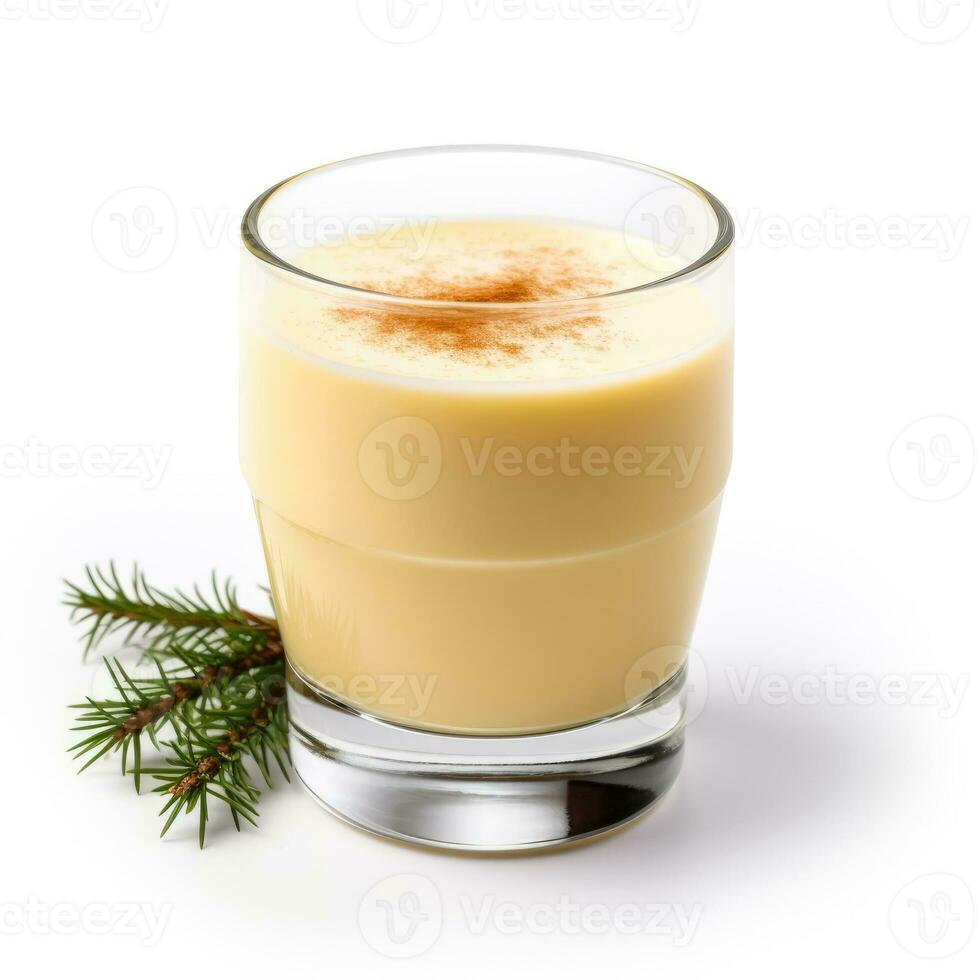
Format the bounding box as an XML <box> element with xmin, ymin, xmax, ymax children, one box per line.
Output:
<box><xmin>240</xmin><ymin>219</ymin><xmax>732</xmax><ymax>734</ymax></box>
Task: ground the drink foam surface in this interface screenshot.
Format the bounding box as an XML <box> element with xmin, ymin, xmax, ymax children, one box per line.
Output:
<box><xmin>260</xmin><ymin>220</ymin><xmax>722</xmax><ymax>383</ymax></box>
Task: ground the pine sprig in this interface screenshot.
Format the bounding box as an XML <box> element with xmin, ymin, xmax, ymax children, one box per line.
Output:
<box><xmin>140</xmin><ymin>668</ymin><xmax>289</xmax><ymax>848</ymax></box>
<box><xmin>66</xmin><ymin>564</ymin><xmax>290</xmax><ymax>847</ymax></box>
<box><xmin>64</xmin><ymin>561</ymin><xmax>276</xmax><ymax>658</ymax></box>
<box><xmin>69</xmin><ymin>655</ymin><xmax>196</xmax><ymax>787</ymax></box>
<box><xmin>69</xmin><ymin>633</ymin><xmax>284</xmax><ymax>789</ymax></box>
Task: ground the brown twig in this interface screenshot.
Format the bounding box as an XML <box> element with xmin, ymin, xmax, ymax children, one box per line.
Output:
<box><xmin>111</xmin><ymin>638</ymin><xmax>284</xmax><ymax>742</ymax></box>
<box><xmin>78</xmin><ymin>602</ymin><xmax>278</xmax><ymax>636</ymax></box>
<box><xmin>169</xmin><ymin>683</ymin><xmax>286</xmax><ymax>797</ymax></box>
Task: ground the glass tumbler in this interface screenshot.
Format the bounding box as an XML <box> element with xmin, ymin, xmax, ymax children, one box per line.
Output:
<box><xmin>240</xmin><ymin>145</ymin><xmax>733</xmax><ymax>850</ymax></box>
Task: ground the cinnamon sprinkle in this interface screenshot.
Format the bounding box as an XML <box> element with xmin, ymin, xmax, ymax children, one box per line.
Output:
<box><xmin>328</xmin><ymin>245</ymin><xmax>615</xmax><ymax>361</ymax></box>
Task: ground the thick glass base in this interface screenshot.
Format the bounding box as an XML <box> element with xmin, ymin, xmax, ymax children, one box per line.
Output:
<box><xmin>286</xmin><ymin>662</ymin><xmax>686</xmax><ymax>852</ymax></box>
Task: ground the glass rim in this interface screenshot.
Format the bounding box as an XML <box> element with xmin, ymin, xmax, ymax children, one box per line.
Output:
<box><xmin>240</xmin><ymin>144</ymin><xmax>734</xmax><ymax>310</ymax></box>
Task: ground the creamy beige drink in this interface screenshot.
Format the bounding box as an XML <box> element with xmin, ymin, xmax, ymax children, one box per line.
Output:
<box><xmin>240</xmin><ymin>219</ymin><xmax>732</xmax><ymax>734</ymax></box>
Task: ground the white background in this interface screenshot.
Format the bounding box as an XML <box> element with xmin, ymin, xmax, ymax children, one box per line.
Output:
<box><xmin>1</xmin><ymin>1</ymin><xmax>978</xmax><ymax>976</ymax></box>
